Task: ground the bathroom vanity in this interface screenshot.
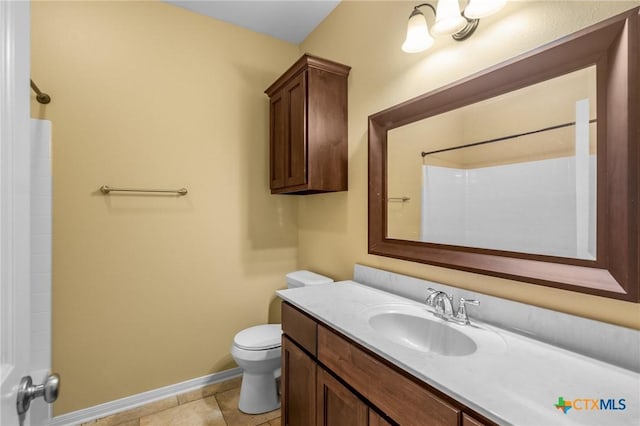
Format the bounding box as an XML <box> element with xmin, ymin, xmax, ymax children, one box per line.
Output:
<box><xmin>277</xmin><ymin>268</ymin><xmax>640</xmax><ymax>426</ymax></box>
<box><xmin>281</xmin><ymin>301</ymin><xmax>491</xmax><ymax>426</ymax></box>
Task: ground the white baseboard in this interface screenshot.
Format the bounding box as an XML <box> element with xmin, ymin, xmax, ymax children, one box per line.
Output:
<box><xmin>46</xmin><ymin>368</ymin><xmax>242</xmax><ymax>426</ymax></box>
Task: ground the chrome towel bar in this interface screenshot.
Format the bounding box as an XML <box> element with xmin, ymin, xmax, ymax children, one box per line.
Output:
<box><xmin>100</xmin><ymin>185</ymin><xmax>188</xmax><ymax>195</ymax></box>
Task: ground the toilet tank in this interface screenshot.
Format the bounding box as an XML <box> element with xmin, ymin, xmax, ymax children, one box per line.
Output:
<box><xmin>286</xmin><ymin>270</ymin><xmax>333</xmax><ymax>289</ymax></box>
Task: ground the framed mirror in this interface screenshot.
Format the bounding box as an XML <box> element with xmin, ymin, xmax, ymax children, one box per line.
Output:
<box><xmin>368</xmin><ymin>8</ymin><xmax>639</xmax><ymax>302</ymax></box>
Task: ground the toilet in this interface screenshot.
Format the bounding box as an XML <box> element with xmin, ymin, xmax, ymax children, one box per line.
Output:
<box><xmin>230</xmin><ymin>270</ymin><xmax>333</xmax><ymax>414</ymax></box>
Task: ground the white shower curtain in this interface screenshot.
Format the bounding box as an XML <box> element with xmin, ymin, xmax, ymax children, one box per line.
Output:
<box><xmin>420</xmin><ymin>98</ymin><xmax>596</xmax><ymax>259</ymax></box>
<box><xmin>420</xmin><ymin>155</ymin><xmax>596</xmax><ymax>259</ymax></box>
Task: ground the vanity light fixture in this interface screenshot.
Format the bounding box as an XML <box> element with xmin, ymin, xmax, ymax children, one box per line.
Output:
<box><xmin>401</xmin><ymin>0</ymin><xmax>506</xmax><ymax>53</ymax></box>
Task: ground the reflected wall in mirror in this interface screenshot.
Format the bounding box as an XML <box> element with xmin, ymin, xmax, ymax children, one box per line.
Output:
<box><xmin>387</xmin><ymin>66</ymin><xmax>597</xmax><ymax>260</ymax></box>
<box><xmin>369</xmin><ymin>8</ymin><xmax>639</xmax><ymax>302</ymax></box>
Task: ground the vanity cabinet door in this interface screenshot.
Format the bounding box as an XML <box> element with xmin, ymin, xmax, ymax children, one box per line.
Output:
<box><xmin>317</xmin><ymin>367</ymin><xmax>368</xmax><ymax>426</ymax></box>
<box><xmin>282</xmin><ymin>336</ymin><xmax>316</xmax><ymax>426</ymax></box>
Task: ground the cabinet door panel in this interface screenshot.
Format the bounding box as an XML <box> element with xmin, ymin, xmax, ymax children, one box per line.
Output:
<box><xmin>317</xmin><ymin>367</ymin><xmax>368</xmax><ymax>426</ymax></box>
<box><xmin>282</xmin><ymin>336</ymin><xmax>316</xmax><ymax>426</ymax></box>
<box><xmin>306</xmin><ymin>67</ymin><xmax>348</xmax><ymax>191</ymax></box>
<box><xmin>285</xmin><ymin>72</ymin><xmax>307</xmax><ymax>187</ymax></box>
<box><xmin>269</xmin><ymin>93</ymin><xmax>286</xmax><ymax>189</ymax></box>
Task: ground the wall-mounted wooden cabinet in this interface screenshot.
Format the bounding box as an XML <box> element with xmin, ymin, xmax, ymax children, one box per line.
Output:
<box><xmin>281</xmin><ymin>302</ymin><xmax>495</xmax><ymax>426</ymax></box>
<box><xmin>265</xmin><ymin>55</ymin><xmax>350</xmax><ymax>194</ymax></box>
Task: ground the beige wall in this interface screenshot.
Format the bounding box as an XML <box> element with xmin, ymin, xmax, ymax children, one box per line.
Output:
<box><xmin>31</xmin><ymin>0</ymin><xmax>299</xmax><ymax>414</ymax></box>
<box><xmin>298</xmin><ymin>1</ymin><xmax>640</xmax><ymax>329</ymax></box>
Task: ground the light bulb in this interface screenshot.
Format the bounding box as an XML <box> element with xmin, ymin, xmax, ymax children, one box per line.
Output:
<box><xmin>431</xmin><ymin>0</ymin><xmax>467</xmax><ymax>36</ymax></box>
<box><xmin>402</xmin><ymin>10</ymin><xmax>435</xmax><ymax>53</ymax></box>
<box><xmin>464</xmin><ymin>0</ymin><xmax>506</xmax><ymax>19</ymax></box>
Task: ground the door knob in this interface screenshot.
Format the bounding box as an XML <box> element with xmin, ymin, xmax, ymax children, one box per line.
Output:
<box><xmin>16</xmin><ymin>373</ymin><xmax>60</xmax><ymax>416</ymax></box>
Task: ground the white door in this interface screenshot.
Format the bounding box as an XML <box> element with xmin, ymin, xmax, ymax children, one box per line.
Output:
<box><xmin>1</xmin><ymin>1</ymin><xmax>33</xmax><ymax>425</ymax></box>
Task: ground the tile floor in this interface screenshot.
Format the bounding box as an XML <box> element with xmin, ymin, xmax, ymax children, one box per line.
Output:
<box><xmin>81</xmin><ymin>377</ymin><xmax>281</xmax><ymax>426</ymax></box>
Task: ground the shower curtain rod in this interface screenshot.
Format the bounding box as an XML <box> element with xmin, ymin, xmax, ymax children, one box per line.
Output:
<box><xmin>30</xmin><ymin>79</ymin><xmax>51</xmax><ymax>104</ymax></box>
<box><xmin>421</xmin><ymin>119</ymin><xmax>597</xmax><ymax>157</ymax></box>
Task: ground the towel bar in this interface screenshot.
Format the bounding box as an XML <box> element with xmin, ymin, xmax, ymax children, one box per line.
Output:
<box><xmin>100</xmin><ymin>185</ymin><xmax>188</xmax><ymax>195</ymax></box>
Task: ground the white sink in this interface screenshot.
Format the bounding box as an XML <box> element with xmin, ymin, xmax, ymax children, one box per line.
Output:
<box><xmin>364</xmin><ymin>304</ymin><xmax>506</xmax><ymax>357</ymax></box>
<box><xmin>369</xmin><ymin>311</ymin><xmax>477</xmax><ymax>356</ymax></box>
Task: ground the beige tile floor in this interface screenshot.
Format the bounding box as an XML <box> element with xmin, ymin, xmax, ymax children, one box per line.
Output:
<box><xmin>81</xmin><ymin>377</ymin><xmax>281</xmax><ymax>426</ymax></box>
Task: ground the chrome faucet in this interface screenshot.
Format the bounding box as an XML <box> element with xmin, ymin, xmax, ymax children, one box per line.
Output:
<box><xmin>434</xmin><ymin>293</ymin><xmax>455</xmax><ymax>319</ymax></box>
<box><xmin>425</xmin><ymin>288</ymin><xmax>454</xmax><ymax>320</ymax></box>
<box><xmin>425</xmin><ymin>288</ymin><xmax>441</xmax><ymax>306</ymax></box>
<box><xmin>426</xmin><ymin>288</ymin><xmax>480</xmax><ymax>325</ymax></box>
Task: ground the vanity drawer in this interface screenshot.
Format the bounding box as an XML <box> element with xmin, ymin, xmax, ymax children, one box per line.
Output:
<box><xmin>282</xmin><ymin>302</ymin><xmax>317</xmax><ymax>355</ymax></box>
<box><xmin>318</xmin><ymin>325</ymin><xmax>460</xmax><ymax>426</ymax></box>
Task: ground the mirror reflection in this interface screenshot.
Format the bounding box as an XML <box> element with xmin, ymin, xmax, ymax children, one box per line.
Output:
<box><xmin>387</xmin><ymin>66</ymin><xmax>597</xmax><ymax>260</ymax></box>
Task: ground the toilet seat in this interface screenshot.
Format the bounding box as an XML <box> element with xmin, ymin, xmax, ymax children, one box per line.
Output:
<box><xmin>233</xmin><ymin>324</ymin><xmax>281</xmax><ymax>351</ymax></box>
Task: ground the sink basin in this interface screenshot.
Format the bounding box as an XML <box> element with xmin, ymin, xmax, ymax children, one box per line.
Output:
<box><xmin>368</xmin><ymin>310</ymin><xmax>477</xmax><ymax>356</ymax></box>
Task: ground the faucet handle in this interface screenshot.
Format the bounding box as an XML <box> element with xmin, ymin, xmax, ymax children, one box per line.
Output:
<box><xmin>460</xmin><ymin>298</ymin><xmax>480</xmax><ymax>307</ymax></box>
<box><xmin>452</xmin><ymin>298</ymin><xmax>480</xmax><ymax>325</ymax></box>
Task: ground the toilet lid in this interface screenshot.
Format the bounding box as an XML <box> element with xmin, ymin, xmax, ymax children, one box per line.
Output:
<box><xmin>234</xmin><ymin>324</ymin><xmax>282</xmax><ymax>350</ymax></box>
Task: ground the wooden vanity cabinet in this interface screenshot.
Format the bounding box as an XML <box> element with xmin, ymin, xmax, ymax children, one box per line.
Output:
<box><xmin>265</xmin><ymin>54</ymin><xmax>350</xmax><ymax>194</ymax></box>
<box><xmin>281</xmin><ymin>302</ymin><xmax>495</xmax><ymax>426</ymax></box>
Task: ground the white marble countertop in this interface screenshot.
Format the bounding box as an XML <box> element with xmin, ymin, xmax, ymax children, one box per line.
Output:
<box><xmin>277</xmin><ymin>281</ymin><xmax>640</xmax><ymax>426</ymax></box>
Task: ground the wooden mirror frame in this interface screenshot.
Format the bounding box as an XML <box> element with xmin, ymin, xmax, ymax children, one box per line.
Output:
<box><xmin>368</xmin><ymin>8</ymin><xmax>639</xmax><ymax>302</ymax></box>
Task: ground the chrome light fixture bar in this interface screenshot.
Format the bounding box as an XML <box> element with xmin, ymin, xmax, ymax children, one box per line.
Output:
<box><xmin>402</xmin><ymin>0</ymin><xmax>506</xmax><ymax>53</ymax></box>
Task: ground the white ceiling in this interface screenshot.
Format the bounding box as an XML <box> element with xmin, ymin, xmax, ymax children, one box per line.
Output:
<box><xmin>164</xmin><ymin>0</ymin><xmax>341</xmax><ymax>44</ymax></box>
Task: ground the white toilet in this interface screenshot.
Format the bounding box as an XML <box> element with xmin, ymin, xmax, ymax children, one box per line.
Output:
<box><xmin>230</xmin><ymin>270</ymin><xmax>333</xmax><ymax>414</ymax></box>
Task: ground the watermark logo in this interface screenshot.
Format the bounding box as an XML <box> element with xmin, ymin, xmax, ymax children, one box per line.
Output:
<box><xmin>554</xmin><ymin>397</ymin><xmax>626</xmax><ymax>414</ymax></box>
<box><xmin>555</xmin><ymin>397</ymin><xmax>572</xmax><ymax>414</ymax></box>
